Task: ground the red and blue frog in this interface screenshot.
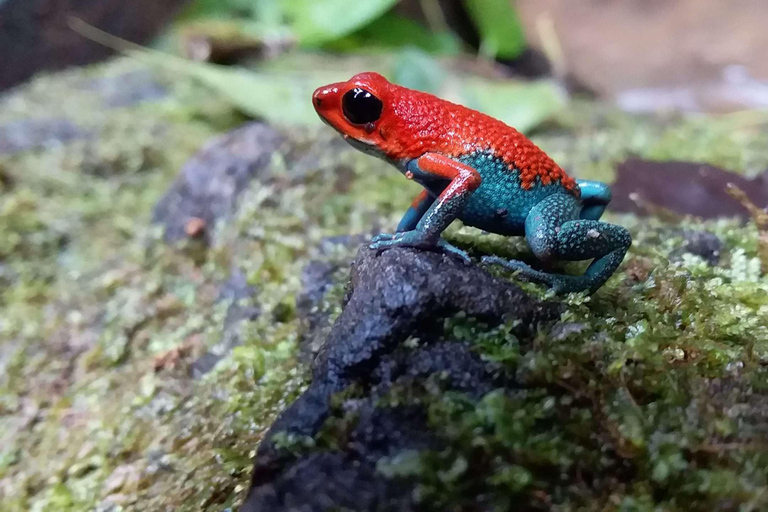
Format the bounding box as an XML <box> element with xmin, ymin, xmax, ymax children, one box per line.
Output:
<box><xmin>313</xmin><ymin>72</ymin><xmax>631</xmax><ymax>294</ymax></box>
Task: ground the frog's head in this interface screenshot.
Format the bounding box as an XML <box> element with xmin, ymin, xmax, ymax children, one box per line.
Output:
<box><xmin>312</xmin><ymin>72</ymin><xmax>393</xmax><ymax>157</ymax></box>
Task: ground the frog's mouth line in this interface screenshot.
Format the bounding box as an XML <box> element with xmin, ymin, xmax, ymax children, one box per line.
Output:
<box><xmin>342</xmin><ymin>134</ymin><xmax>385</xmax><ymax>159</ymax></box>
<box><xmin>315</xmin><ymin>113</ymin><xmax>388</xmax><ymax>160</ymax></box>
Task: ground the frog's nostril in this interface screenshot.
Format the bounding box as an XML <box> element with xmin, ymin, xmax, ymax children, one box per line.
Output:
<box><xmin>314</xmin><ymin>97</ymin><xmax>323</xmax><ymax>108</ymax></box>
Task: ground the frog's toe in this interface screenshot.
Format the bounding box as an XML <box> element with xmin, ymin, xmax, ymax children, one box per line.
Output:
<box><xmin>371</xmin><ymin>232</ymin><xmax>398</xmax><ymax>244</ymax></box>
<box><xmin>482</xmin><ymin>256</ymin><xmax>552</xmax><ymax>283</ymax></box>
<box><xmin>482</xmin><ymin>255</ymin><xmax>531</xmax><ymax>272</ymax></box>
<box><xmin>369</xmin><ymin>238</ymin><xmax>396</xmax><ymax>250</ymax></box>
<box><xmin>370</xmin><ymin>231</ymin><xmax>417</xmax><ymax>251</ymax></box>
<box><xmin>482</xmin><ymin>256</ymin><xmax>592</xmax><ymax>294</ymax></box>
<box><xmin>437</xmin><ymin>240</ymin><xmax>471</xmax><ymax>263</ymax></box>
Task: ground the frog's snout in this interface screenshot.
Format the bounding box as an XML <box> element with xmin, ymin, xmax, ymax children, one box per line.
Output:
<box><xmin>312</xmin><ymin>85</ymin><xmax>341</xmax><ymax>117</ymax></box>
<box><xmin>312</xmin><ymin>90</ymin><xmax>324</xmax><ymax>108</ymax></box>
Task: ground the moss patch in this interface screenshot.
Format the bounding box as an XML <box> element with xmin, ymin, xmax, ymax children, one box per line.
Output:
<box><xmin>2</xmin><ymin>56</ymin><xmax>768</xmax><ymax>511</ymax></box>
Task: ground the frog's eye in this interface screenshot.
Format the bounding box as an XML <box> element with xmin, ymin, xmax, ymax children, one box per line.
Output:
<box><xmin>342</xmin><ymin>88</ymin><xmax>383</xmax><ymax>125</ymax></box>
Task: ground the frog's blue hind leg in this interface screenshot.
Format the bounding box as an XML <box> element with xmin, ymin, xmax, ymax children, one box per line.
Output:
<box><xmin>577</xmin><ymin>179</ymin><xmax>611</xmax><ymax>221</ymax></box>
<box><xmin>483</xmin><ymin>193</ymin><xmax>631</xmax><ymax>294</ymax></box>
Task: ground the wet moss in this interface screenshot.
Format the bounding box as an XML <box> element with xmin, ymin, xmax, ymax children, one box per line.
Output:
<box><xmin>3</xmin><ymin>55</ymin><xmax>768</xmax><ymax>511</ymax></box>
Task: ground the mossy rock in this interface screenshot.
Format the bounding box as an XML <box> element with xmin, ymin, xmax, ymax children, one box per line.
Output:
<box><xmin>2</xmin><ymin>56</ymin><xmax>768</xmax><ymax>511</ymax></box>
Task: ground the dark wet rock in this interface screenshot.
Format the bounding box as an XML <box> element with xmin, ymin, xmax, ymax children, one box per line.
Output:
<box><xmin>674</xmin><ymin>229</ymin><xmax>723</xmax><ymax>265</ymax></box>
<box><xmin>192</xmin><ymin>269</ymin><xmax>259</xmax><ymax>378</ymax></box>
<box><xmin>245</xmin><ymin>401</ymin><xmax>439</xmax><ymax>512</ymax></box>
<box><xmin>349</xmin><ymin>405</ymin><xmax>440</xmax><ymax>461</ymax></box>
<box><xmin>241</xmin><ymin>246</ymin><xmax>561</xmax><ymax>511</ymax></box>
<box><xmin>246</xmin><ymin>405</ymin><xmax>437</xmax><ymax>511</ymax></box>
<box><xmin>371</xmin><ymin>342</ymin><xmax>505</xmax><ymax>400</ymax></box>
<box><xmin>297</xmin><ymin>234</ymin><xmax>372</xmax><ymax>360</ymax></box>
<box><xmin>297</xmin><ymin>260</ymin><xmax>341</xmax><ymax>358</ymax></box>
<box><xmin>241</xmin><ymin>452</ymin><xmax>418</xmax><ymax>512</ymax></box>
<box><xmin>219</xmin><ymin>268</ymin><xmax>260</xmax><ymax>327</ymax></box>
<box><xmin>153</xmin><ymin>123</ymin><xmax>284</xmax><ymax>244</ymax></box>
<box><xmin>0</xmin><ymin>119</ymin><xmax>85</xmax><ymax>155</ymax></box>
<box><xmin>313</xmin><ymin>247</ymin><xmax>557</xmax><ymax>387</ymax></box>
<box><xmin>612</xmin><ymin>158</ymin><xmax>768</xmax><ymax>219</ymax></box>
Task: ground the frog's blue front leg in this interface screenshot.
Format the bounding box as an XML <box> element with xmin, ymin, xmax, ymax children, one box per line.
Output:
<box><xmin>484</xmin><ymin>193</ymin><xmax>631</xmax><ymax>294</ymax></box>
<box><xmin>370</xmin><ymin>153</ymin><xmax>480</xmax><ymax>261</ymax></box>
<box><xmin>396</xmin><ymin>189</ymin><xmax>435</xmax><ymax>232</ymax></box>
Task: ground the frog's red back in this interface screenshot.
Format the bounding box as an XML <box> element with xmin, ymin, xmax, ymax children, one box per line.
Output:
<box><xmin>377</xmin><ymin>77</ymin><xmax>576</xmax><ymax>192</ymax></box>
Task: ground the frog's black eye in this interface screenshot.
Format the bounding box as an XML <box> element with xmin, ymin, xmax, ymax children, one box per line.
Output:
<box><xmin>342</xmin><ymin>88</ymin><xmax>383</xmax><ymax>125</ymax></box>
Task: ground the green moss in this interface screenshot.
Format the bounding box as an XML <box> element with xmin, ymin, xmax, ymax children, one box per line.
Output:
<box><xmin>3</xmin><ymin>54</ymin><xmax>768</xmax><ymax>511</ymax></box>
<box><xmin>365</xmin><ymin>217</ymin><xmax>768</xmax><ymax>511</ymax></box>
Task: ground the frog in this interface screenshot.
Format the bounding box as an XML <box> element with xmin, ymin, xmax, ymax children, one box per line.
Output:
<box><xmin>312</xmin><ymin>72</ymin><xmax>631</xmax><ymax>294</ymax></box>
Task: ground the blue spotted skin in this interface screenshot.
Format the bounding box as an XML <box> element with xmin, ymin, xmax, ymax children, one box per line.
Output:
<box><xmin>371</xmin><ymin>152</ymin><xmax>631</xmax><ymax>294</ymax></box>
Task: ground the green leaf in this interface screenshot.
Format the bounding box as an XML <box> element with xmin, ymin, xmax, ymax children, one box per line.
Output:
<box><xmin>461</xmin><ymin>78</ymin><xmax>566</xmax><ymax>133</ymax></box>
<box><xmin>280</xmin><ymin>0</ymin><xmax>400</xmax><ymax>46</ymax></box>
<box><xmin>463</xmin><ymin>0</ymin><xmax>526</xmax><ymax>59</ymax></box>
<box><xmin>183</xmin><ymin>63</ymin><xmax>338</xmax><ymax>125</ymax></box>
<box><xmin>327</xmin><ymin>13</ymin><xmax>462</xmax><ymax>55</ymax></box>
<box><xmin>179</xmin><ymin>0</ymin><xmax>257</xmax><ymax>21</ymax></box>
<box><xmin>391</xmin><ymin>48</ymin><xmax>445</xmax><ymax>94</ymax></box>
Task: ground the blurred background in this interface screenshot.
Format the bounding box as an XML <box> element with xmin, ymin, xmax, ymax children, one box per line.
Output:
<box><xmin>0</xmin><ymin>0</ymin><xmax>768</xmax><ymax>114</ymax></box>
<box><xmin>3</xmin><ymin>0</ymin><xmax>768</xmax><ymax>113</ymax></box>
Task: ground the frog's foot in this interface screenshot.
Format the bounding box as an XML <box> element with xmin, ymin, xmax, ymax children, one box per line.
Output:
<box><xmin>370</xmin><ymin>232</ymin><xmax>470</xmax><ymax>263</ymax></box>
<box><xmin>481</xmin><ymin>256</ymin><xmax>586</xmax><ymax>294</ymax></box>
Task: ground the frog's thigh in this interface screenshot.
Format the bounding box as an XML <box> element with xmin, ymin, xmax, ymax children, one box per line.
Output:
<box><xmin>525</xmin><ymin>193</ymin><xmax>629</xmax><ymax>262</ymax></box>
<box><xmin>524</xmin><ymin>193</ymin><xmax>581</xmax><ymax>261</ymax></box>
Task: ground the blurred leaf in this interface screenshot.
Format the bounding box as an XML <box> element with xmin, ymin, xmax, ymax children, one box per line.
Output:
<box><xmin>327</xmin><ymin>13</ymin><xmax>462</xmax><ymax>55</ymax></box>
<box><xmin>183</xmin><ymin>64</ymin><xmax>339</xmax><ymax>124</ymax></box>
<box><xmin>182</xmin><ymin>0</ymin><xmax>399</xmax><ymax>47</ymax></box>
<box><xmin>463</xmin><ymin>0</ymin><xmax>526</xmax><ymax>59</ymax></box>
<box><xmin>280</xmin><ymin>0</ymin><xmax>400</xmax><ymax>45</ymax></box>
<box><xmin>180</xmin><ymin>0</ymin><xmax>257</xmax><ymax>20</ymax></box>
<box><xmin>70</xmin><ymin>16</ymin><xmax>335</xmax><ymax>125</ymax></box>
<box><xmin>391</xmin><ymin>49</ymin><xmax>445</xmax><ymax>94</ymax></box>
<box><xmin>253</xmin><ymin>0</ymin><xmax>283</xmax><ymax>26</ymax></box>
<box><xmin>461</xmin><ymin>79</ymin><xmax>565</xmax><ymax>133</ymax></box>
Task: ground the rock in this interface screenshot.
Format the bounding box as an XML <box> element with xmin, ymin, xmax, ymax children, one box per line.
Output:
<box><xmin>296</xmin><ymin>234</ymin><xmax>372</xmax><ymax>360</ymax></box>
<box><xmin>313</xmin><ymin>247</ymin><xmax>557</xmax><ymax>386</ymax></box>
<box><xmin>675</xmin><ymin>229</ymin><xmax>723</xmax><ymax>265</ymax></box>
<box><xmin>611</xmin><ymin>159</ymin><xmax>768</xmax><ymax>219</ymax></box>
<box><xmin>296</xmin><ymin>260</ymin><xmax>341</xmax><ymax>359</ymax></box>
<box><xmin>86</xmin><ymin>70</ymin><xmax>168</xmax><ymax>108</ymax></box>
<box><xmin>240</xmin><ymin>246</ymin><xmax>561</xmax><ymax>511</ymax></box>
<box><xmin>152</xmin><ymin>123</ymin><xmax>284</xmax><ymax>244</ymax></box>
<box><xmin>371</xmin><ymin>341</ymin><xmax>505</xmax><ymax>400</ymax></box>
<box><xmin>0</xmin><ymin>119</ymin><xmax>85</xmax><ymax>155</ymax></box>
<box><xmin>242</xmin><ymin>452</ymin><xmax>418</xmax><ymax>512</ymax></box>
<box><xmin>192</xmin><ymin>269</ymin><xmax>260</xmax><ymax>378</ymax></box>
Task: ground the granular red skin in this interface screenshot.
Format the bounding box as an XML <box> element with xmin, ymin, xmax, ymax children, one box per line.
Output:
<box><xmin>314</xmin><ymin>72</ymin><xmax>577</xmax><ymax>194</ymax></box>
<box><xmin>382</xmin><ymin>85</ymin><xmax>576</xmax><ymax>192</ymax></box>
